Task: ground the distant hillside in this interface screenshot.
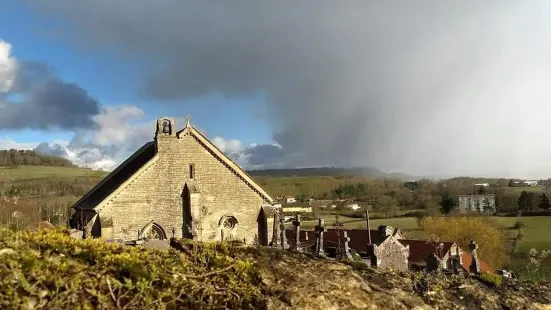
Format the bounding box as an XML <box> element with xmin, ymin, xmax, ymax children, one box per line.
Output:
<box><xmin>246</xmin><ymin>167</ymin><xmax>415</xmax><ymax>180</ymax></box>
<box><xmin>0</xmin><ymin>149</ymin><xmax>76</xmax><ymax>168</ymax></box>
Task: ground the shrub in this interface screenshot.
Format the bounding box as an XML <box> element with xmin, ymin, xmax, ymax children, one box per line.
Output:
<box><xmin>420</xmin><ymin>216</ymin><xmax>509</xmax><ymax>268</ymax></box>
<box><xmin>513</xmin><ymin>220</ymin><xmax>524</xmax><ymax>229</ymax></box>
<box><xmin>516</xmin><ymin>228</ymin><xmax>525</xmax><ymax>241</ymax></box>
<box><xmin>403</xmin><ymin>210</ymin><xmax>427</xmax><ymax>218</ymax></box>
<box><xmin>476</xmin><ymin>272</ymin><xmax>502</xmax><ymax>287</ymax></box>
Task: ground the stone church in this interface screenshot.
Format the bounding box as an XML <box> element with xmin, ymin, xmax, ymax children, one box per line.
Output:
<box><xmin>70</xmin><ymin>116</ymin><xmax>275</xmax><ymax>245</ymax></box>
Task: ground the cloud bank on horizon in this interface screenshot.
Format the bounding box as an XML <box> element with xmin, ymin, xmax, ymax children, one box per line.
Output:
<box><xmin>3</xmin><ymin>1</ymin><xmax>551</xmax><ymax>178</ymax></box>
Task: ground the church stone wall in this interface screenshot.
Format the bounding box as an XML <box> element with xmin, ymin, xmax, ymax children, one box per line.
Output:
<box><xmin>97</xmin><ymin>131</ymin><xmax>268</xmax><ymax>243</ymax></box>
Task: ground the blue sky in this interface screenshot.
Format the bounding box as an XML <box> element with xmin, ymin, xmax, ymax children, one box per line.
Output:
<box><xmin>0</xmin><ymin>2</ymin><xmax>272</xmax><ymax>154</ymax></box>
<box><xmin>4</xmin><ymin>2</ymin><xmax>551</xmax><ymax>178</ymax></box>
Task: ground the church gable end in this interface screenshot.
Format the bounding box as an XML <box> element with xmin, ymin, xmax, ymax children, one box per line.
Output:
<box><xmin>174</xmin><ymin>120</ymin><xmax>273</xmax><ymax>203</ymax></box>
<box><xmin>71</xmin><ymin>116</ymin><xmax>274</xmax><ymax>243</ymax></box>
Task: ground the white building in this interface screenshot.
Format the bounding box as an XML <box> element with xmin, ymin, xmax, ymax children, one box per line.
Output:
<box><xmin>523</xmin><ymin>180</ymin><xmax>539</xmax><ymax>186</ymax></box>
<box><xmin>284</xmin><ymin>196</ymin><xmax>297</xmax><ymax>203</ymax></box>
<box><xmin>345</xmin><ymin>203</ymin><xmax>361</xmax><ymax>210</ymax></box>
<box><xmin>458</xmin><ymin>194</ymin><xmax>496</xmax><ymax>214</ymax></box>
<box><xmin>474</xmin><ymin>183</ymin><xmax>489</xmax><ymax>187</ymax></box>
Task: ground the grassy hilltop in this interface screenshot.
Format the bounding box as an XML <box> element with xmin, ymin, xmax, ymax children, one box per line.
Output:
<box><xmin>0</xmin><ymin>165</ymin><xmax>107</xmax><ymax>181</ymax></box>
<box><xmin>0</xmin><ymin>228</ymin><xmax>549</xmax><ymax>310</ymax></box>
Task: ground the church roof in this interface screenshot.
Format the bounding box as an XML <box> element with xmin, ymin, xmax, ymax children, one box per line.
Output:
<box><xmin>72</xmin><ymin>141</ymin><xmax>156</xmax><ymax>210</ymax></box>
<box><xmin>72</xmin><ymin>119</ymin><xmax>274</xmax><ymax>211</ymax></box>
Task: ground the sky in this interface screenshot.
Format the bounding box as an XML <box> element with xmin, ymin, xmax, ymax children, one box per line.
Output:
<box><xmin>2</xmin><ymin>1</ymin><xmax>551</xmax><ymax>179</ymax></box>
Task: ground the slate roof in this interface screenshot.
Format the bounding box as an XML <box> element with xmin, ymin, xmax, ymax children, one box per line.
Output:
<box><xmin>398</xmin><ymin>239</ymin><xmax>455</xmax><ymax>263</ymax></box>
<box><xmin>72</xmin><ymin>142</ymin><xmax>156</xmax><ymax>210</ymax></box>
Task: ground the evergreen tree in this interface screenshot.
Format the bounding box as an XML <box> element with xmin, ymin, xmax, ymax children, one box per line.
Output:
<box><xmin>517</xmin><ymin>191</ymin><xmax>530</xmax><ymax>211</ymax></box>
<box><xmin>508</xmin><ymin>179</ymin><xmax>515</xmax><ymax>187</ymax></box>
<box><xmin>439</xmin><ymin>191</ymin><xmax>457</xmax><ymax>214</ymax></box>
<box><xmin>539</xmin><ymin>193</ymin><xmax>551</xmax><ymax>210</ymax></box>
<box><xmin>494</xmin><ymin>192</ymin><xmax>501</xmax><ymax>212</ymax></box>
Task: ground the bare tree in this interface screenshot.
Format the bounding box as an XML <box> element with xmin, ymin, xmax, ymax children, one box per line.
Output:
<box><xmin>376</xmin><ymin>195</ymin><xmax>398</xmax><ymax>219</ymax></box>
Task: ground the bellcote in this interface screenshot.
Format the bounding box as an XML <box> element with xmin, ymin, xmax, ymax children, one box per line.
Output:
<box><xmin>156</xmin><ymin>117</ymin><xmax>176</xmax><ymax>138</ymax></box>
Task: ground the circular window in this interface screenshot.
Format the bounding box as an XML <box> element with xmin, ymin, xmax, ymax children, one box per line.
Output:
<box><xmin>222</xmin><ymin>216</ymin><xmax>238</xmax><ymax>230</ymax></box>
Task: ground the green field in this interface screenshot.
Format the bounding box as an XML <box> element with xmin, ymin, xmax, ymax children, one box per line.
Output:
<box><xmin>504</xmin><ymin>185</ymin><xmax>546</xmax><ymax>194</ymax></box>
<box><xmin>0</xmin><ymin>165</ymin><xmax>108</xmax><ymax>181</ymax></box>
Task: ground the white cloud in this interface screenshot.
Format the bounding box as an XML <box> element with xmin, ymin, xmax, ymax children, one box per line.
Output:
<box><xmin>0</xmin><ymin>138</ymin><xmax>38</xmax><ymax>150</ymax></box>
<box><xmin>91</xmin><ymin>105</ymin><xmax>146</xmax><ymax>146</ymax></box>
<box><xmin>0</xmin><ymin>40</ymin><xmax>17</xmax><ymax>93</ymax></box>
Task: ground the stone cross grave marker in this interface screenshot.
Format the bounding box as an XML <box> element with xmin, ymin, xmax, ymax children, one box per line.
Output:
<box><xmin>315</xmin><ymin>218</ymin><xmax>326</xmax><ymax>257</ymax></box>
<box><xmin>292</xmin><ymin>213</ymin><xmax>302</xmax><ymax>251</ymax></box>
<box><xmin>272</xmin><ymin>211</ymin><xmax>281</xmax><ymax>247</ymax></box>
<box><xmin>469</xmin><ymin>240</ymin><xmax>481</xmax><ymax>274</ymax></box>
<box><xmin>332</xmin><ymin>215</ymin><xmax>345</xmax><ymax>259</ymax></box>
<box><xmin>279</xmin><ymin>217</ymin><xmax>289</xmax><ymax>250</ymax></box>
<box><xmin>343</xmin><ymin>230</ymin><xmax>353</xmax><ymax>260</ymax></box>
<box><xmin>426</xmin><ymin>253</ymin><xmax>442</xmax><ymax>273</ymax></box>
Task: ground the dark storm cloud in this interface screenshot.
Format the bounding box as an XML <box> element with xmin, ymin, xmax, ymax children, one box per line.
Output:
<box><xmin>244</xmin><ymin>144</ymin><xmax>287</xmax><ymax>167</ymax></box>
<box><xmin>24</xmin><ymin>1</ymin><xmax>551</xmax><ymax>177</ymax></box>
<box><xmin>1</xmin><ymin>59</ymin><xmax>101</xmax><ymax>130</ymax></box>
<box><xmin>34</xmin><ymin>142</ymin><xmax>67</xmax><ymax>157</ymax></box>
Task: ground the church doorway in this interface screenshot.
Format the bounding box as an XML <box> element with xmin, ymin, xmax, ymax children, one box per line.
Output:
<box><xmin>148</xmin><ymin>223</ymin><xmax>167</xmax><ymax>240</ymax></box>
<box><xmin>257</xmin><ymin>208</ymin><xmax>268</xmax><ymax>246</ymax></box>
<box><xmin>181</xmin><ymin>184</ymin><xmax>193</xmax><ymax>239</ymax></box>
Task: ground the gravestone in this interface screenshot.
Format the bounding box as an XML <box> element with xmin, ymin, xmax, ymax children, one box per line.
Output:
<box><xmin>279</xmin><ymin>217</ymin><xmax>289</xmax><ymax>250</ymax></box>
<box><xmin>469</xmin><ymin>240</ymin><xmax>481</xmax><ymax>274</ymax></box>
<box><xmin>366</xmin><ymin>243</ymin><xmax>379</xmax><ymax>267</ymax></box>
<box><xmin>343</xmin><ymin>231</ymin><xmax>353</xmax><ymax>260</ymax></box>
<box><xmin>314</xmin><ymin>218</ymin><xmax>326</xmax><ymax>257</ymax></box>
<box><xmin>292</xmin><ymin>213</ymin><xmax>302</xmax><ymax>251</ymax></box>
<box><xmin>426</xmin><ymin>254</ymin><xmax>442</xmax><ymax>273</ymax></box>
<box><xmin>272</xmin><ymin>211</ymin><xmax>281</xmax><ymax>247</ymax></box>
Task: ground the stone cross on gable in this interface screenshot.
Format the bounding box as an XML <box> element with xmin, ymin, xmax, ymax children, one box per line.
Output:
<box><xmin>185</xmin><ymin>115</ymin><xmax>191</xmax><ymax>127</ymax></box>
<box><xmin>292</xmin><ymin>213</ymin><xmax>302</xmax><ymax>251</ymax></box>
<box><xmin>279</xmin><ymin>217</ymin><xmax>289</xmax><ymax>250</ymax></box>
<box><xmin>314</xmin><ymin>218</ymin><xmax>326</xmax><ymax>257</ymax></box>
<box><xmin>469</xmin><ymin>240</ymin><xmax>481</xmax><ymax>274</ymax></box>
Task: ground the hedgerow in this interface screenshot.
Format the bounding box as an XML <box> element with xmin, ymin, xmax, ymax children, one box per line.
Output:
<box><xmin>0</xmin><ymin>228</ymin><xmax>267</xmax><ymax>309</ymax></box>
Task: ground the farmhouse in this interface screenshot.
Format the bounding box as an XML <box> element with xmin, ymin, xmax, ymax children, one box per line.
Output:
<box><xmin>70</xmin><ymin>116</ymin><xmax>275</xmax><ymax>244</ymax></box>
<box><xmin>523</xmin><ymin>180</ymin><xmax>539</xmax><ymax>186</ymax></box>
